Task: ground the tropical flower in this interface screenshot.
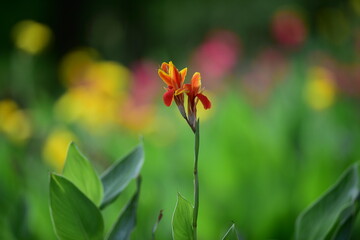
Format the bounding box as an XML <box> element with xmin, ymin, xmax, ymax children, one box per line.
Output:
<box><xmin>184</xmin><ymin>72</ymin><xmax>211</xmax><ymax>129</ymax></box>
<box><xmin>158</xmin><ymin>61</ymin><xmax>187</xmax><ymax>118</ymax></box>
<box><xmin>158</xmin><ymin>61</ymin><xmax>211</xmax><ymax>132</ymax></box>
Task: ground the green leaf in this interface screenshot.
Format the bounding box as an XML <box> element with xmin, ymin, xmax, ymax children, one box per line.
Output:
<box><xmin>50</xmin><ymin>174</ymin><xmax>104</xmax><ymax>240</ymax></box>
<box><xmin>172</xmin><ymin>193</ymin><xmax>194</xmax><ymax>240</ymax></box>
<box><xmin>62</xmin><ymin>142</ymin><xmax>103</xmax><ymax>206</ymax></box>
<box><xmin>325</xmin><ymin>199</ymin><xmax>360</xmax><ymax>240</ymax></box>
<box><xmin>295</xmin><ymin>163</ymin><xmax>360</xmax><ymax>240</ymax></box>
<box><xmin>107</xmin><ymin>177</ymin><xmax>141</xmax><ymax>240</ymax></box>
<box><xmin>222</xmin><ymin>224</ymin><xmax>242</xmax><ymax>240</ymax></box>
<box><xmin>100</xmin><ymin>144</ymin><xmax>144</xmax><ymax>208</ymax></box>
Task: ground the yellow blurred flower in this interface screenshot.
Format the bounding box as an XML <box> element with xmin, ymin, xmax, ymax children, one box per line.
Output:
<box><xmin>60</xmin><ymin>49</ymin><xmax>130</xmax><ymax>92</ymax></box>
<box><xmin>12</xmin><ymin>20</ymin><xmax>52</xmax><ymax>54</ymax></box>
<box><xmin>59</xmin><ymin>48</ymin><xmax>98</xmax><ymax>86</ymax></box>
<box><xmin>42</xmin><ymin>128</ymin><xmax>77</xmax><ymax>172</ymax></box>
<box><xmin>84</xmin><ymin>61</ymin><xmax>130</xmax><ymax>97</ymax></box>
<box><xmin>55</xmin><ymin>88</ymin><xmax>121</xmax><ymax>133</ymax></box>
<box><xmin>0</xmin><ymin>100</ymin><xmax>18</xmax><ymax>121</ymax></box>
<box><xmin>0</xmin><ymin>100</ymin><xmax>32</xmax><ymax>143</ymax></box>
<box><xmin>56</xmin><ymin>53</ymin><xmax>131</xmax><ymax>134</ymax></box>
<box><xmin>305</xmin><ymin>67</ymin><xmax>336</xmax><ymax>110</ymax></box>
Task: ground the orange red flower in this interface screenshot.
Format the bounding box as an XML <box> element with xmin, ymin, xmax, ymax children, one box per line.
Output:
<box><xmin>158</xmin><ymin>61</ymin><xmax>211</xmax><ymax>131</ymax></box>
<box><xmin>183</xmin><ymin>72</ymin><xmax>211</xmax><ymax>128</ymax></box>
<box><xmin>158</xmin><ymin>61</ymin><xmax>187</xmax><ymax>105</ymax></box>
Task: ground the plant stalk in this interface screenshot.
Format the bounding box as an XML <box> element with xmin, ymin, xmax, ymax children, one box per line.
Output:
<box><xmin>193</xmin><ymin>120</ymin><xmax>200</xmax><ymax>240</ymax></box>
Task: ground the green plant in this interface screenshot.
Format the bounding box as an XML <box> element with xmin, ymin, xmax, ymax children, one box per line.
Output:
<box><xmin>295</xmin><ymin>163</ymin><xmax>360</xmax><ymax>240</ymax></box>
<box><xmin>157</xmin><ymin>61</ymin><xmax>360</xmax><ymax>240</ymax></box>
<box><xmin>48</xmin><ymin>61</ymin><xmax>360</xmax><ymax>240</ymax></box>
<box><xmin>49</xmin><ymin>142</ymin><xmax>143</xmax><ymax>240</ymax></box>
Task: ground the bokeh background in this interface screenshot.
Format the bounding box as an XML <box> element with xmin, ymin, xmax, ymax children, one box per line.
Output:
<box><xmin>1</xmin><ymin>0</ymin><xmax>360</xmax><ymax>239</ymax></box>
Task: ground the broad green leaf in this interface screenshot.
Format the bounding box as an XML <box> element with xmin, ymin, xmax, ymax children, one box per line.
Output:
<box><xmin>101</xmin><ymin>144</ymin><xmax>144</xmax><ymax>208</ymax></box>
<box><xmin>327</xmin><ymin>203</ymin><xmax>359</xmax><ymax>240</ymax></box>
<box><xmin>50</xmin><ymin>174</ymin><xmax>104</xmax><ymax>240</ymax></box>
<box><xmin>172</xmin><ymin>193</ymin><xmax>194</xmax><ymax>240</ymax></box>
<box><xmin>222</xmin><ymin>224</ymin><xmax>242</xmax><ymax>240</ymax></box>
<box><xmin>107</xmin><ymin>178</ymin><xmax>141</xmax><ymax>240</ymax></box>
<box><xmin>62</xmin><ymin>142</ymin><xmax>103</xmax><ymax>206</ymax></box>
<box><xmin>295</xmin><ymin>163</ymin><xmax>360</xmax><ymax>240</ymax></box>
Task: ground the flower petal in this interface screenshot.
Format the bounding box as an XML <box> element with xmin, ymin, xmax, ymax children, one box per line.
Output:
<box><xmin>175</xmin><ymin>87</ymin><xmax>186</xmax><ymax>95</ymax></box>
<box><xmin>163</xmin><ymin>89</ymin><xmax>175</xmax><ymax>106</ymax></box>
<box><xmin>161</xmin><ymin>62</ymin><xmax>169</xmax><ymax>72</ymax></box>
<box><xmin>197</xmin><ymin>93</ymin><xmax>211</xmax><ymax>109</ymax></box>
<box><xmin>191</xmin><ymin>72</ymin><xmax>201</xmax><ymax>92</ymax></box>
<box><xmin>182</xmin><ymin>84</ymin><xmax>191</xmax><ymax>93</ymax></box>
<box><xmin>158</xmin><ymin>69</ymin><xmax>172</xmax><ymax>86</ymax></box>
<box><xmin>168</xmin><ymin>61</ymin><xmax>176</xmax><ymax>79</ymax></box>
<box><xmin>169</xmin><ymin>61</ymin><xmax>181</xmax><ymax>88</ymax></box>
<box><xmin>180</xmin><ymin>68</ymin><xmax>187</xmax><ymax>84</ymax></box>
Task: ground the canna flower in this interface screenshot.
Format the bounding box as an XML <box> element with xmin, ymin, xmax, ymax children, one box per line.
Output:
<box><xmin>184</xmin><ymin>72</ymin><xmax>211</xmax><ymax>130</ymax></box>
<box><xmin>158</xmin><ymin>61</ymin><xmax>188</xmax><ymax>118</ymax></box>
<box><xmin>158</xmin><ymin>61</ymin><xmax>211</xmax><ymax>132</ymax></box>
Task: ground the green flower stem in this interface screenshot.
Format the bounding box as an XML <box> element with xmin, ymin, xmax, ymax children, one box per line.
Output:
<box><xmin>193</xmin><ymin>120</ymin><xmax>200</xmax><ymax>240</ymax></box>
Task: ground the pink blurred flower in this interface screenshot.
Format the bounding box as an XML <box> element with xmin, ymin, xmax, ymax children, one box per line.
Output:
<box><xmin>242</xmin><ymin>48</ymin><xmax>288</xmax><ymax>105</ymax></box>
<box><xmin>271</xmin><ymin>9</ymin><xmax>307</xmax><ymax>48</ymax></box>
<box><xmin>334</xmin><ymin>65</ymin><xmax>360</xmax><ymax>97</ymax></box>
<box><xmin>117</xmin><ymin>59</ymin><xmax>160</xmax><ymax>132</ymax></box>
<box><xmin>130</xmin><ymin>59</ymin><xmax>160</xmax><ymax>105</ymax></box>
<box><xmin>192</xmin><ymin>30</ymin><xmax>240</xmax><ymax>88</ymax></box>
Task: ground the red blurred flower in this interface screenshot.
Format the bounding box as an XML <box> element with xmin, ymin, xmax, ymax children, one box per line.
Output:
<box><xmin>272</xmin><ymin>9</ymin><xmax>307</xmax><ymax>48</ymax></box>
<box><xmin>242</xmin><ymin>47</ymin><xmax>288</xmax><ymax>106</ymax></box>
